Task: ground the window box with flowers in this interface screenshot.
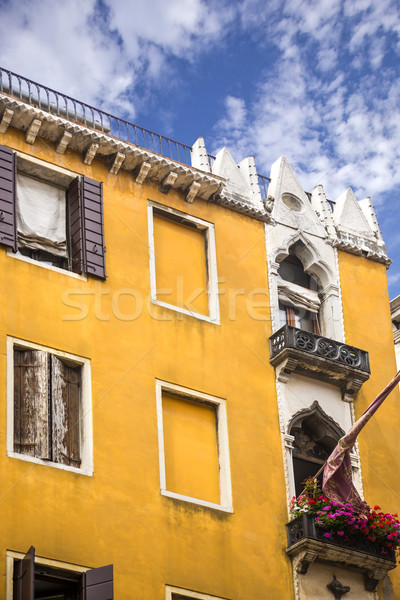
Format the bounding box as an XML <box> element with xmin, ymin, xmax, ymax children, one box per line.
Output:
<box><xmin>286</xmin><ymin>486</ymin><xmax>398</xmax><ymax>592</ymax></box>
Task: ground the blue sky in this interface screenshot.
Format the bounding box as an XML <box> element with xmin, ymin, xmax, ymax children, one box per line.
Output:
<box><xmin>1</xmin><ymin>0</ymin><xmax>399</xmax><ymax>298</ymax></box>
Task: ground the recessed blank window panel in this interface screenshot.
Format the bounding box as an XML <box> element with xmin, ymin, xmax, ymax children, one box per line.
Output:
<box><xmin>162</xmin><ymin>393</ymin><xmax>220</xmax><ymax>505</ymax></box>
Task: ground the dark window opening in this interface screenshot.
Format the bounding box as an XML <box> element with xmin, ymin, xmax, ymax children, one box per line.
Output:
<box><xmin>279</xmin><ymin>301</ymin><xmax>321</xmax><ymax>335</ymax></box>
<box><xmin>18</xmin><ymin>246</ymin><xmax>69</xmax><ymax>270</ymax></box>
<box><xmin>278</xmin><ymin>255</ymin><xmax>318</xmax><ymax>291</ymax></box>
<box><xmin>278</xmin><ymin>254</ymin><xmax>321</xmax><ymax>334</ymax></box>
<box><xmin>290</xmin><ymin>404</ymin><xmax>343</xmax><ymax>497</ymax></box>
<box><xmin>13</xmin><ymin>547</ymin><xmax>113</xmax><ymax>600</ymax></box>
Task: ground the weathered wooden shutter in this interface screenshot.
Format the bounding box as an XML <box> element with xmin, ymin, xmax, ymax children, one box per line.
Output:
<box><xmin>51</xmin><ymin>356</ymin><xmax>81</xmax><ymax>467</ymax></box>
<box><xmin>13</xmin><ymin>546</ymin><xmax>35</xmax><ymax>600</ymax></box>
<box><xmin>286</xmin><ymin>306</ymin><xmax>297</xmax><ymax>327</ymax></box>
<box><xmin>0</xmin><ymin>144</ymin><xmax>17</xmax><ymax>251</ymax></box>
<box><xmin>69</xmin><ymin>176</ymin><xmax>106</xmax><ymax>279</ymax></box>
<box><xmin>14</xmin><ymin>350</ymin><xmax>50</xmax><ymax>460</ymax></box>
<box><xmin>81</xmin><ymin>564</ymin><xmax>113</xmax><ymax>600</ymax></box>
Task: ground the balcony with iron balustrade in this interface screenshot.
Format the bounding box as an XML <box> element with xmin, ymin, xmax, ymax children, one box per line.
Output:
<box><xmin>286</xmin><ymin>513</ymin><xmax>396</xmax><ymax>592</ymax></box>
<box><xmin>269</xmin><ymin>325</ymin><xmax>370</xmax><ymax>400</ymax></box>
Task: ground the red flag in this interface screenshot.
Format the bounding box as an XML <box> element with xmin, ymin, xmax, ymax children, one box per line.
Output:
<box><xmin>322</xmin><ymin>369</ymin><xmax>400</xmax><ymax>512</ymax></box>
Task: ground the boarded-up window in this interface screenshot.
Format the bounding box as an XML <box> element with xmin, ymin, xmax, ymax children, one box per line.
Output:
<box><xmin>153</xmin><ymin>213</ymin><xmax>209</xmax><ymax>316</ymax></box>
<box><xmin>162</xmin><ymin>392</ymin><xmax>221</xmax><ymax>505</ymax></box>
<box><xmin>14</xmin><ymin>348</ymin><xmax>81</xmax><ymax>467</ymax></box>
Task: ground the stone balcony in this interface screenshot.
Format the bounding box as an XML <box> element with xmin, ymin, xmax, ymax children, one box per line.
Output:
<box><xmin>286</xmin><ymin>513</ymin><xmax>396</xmax><ymax>592</ymax></box>
<box><xmin>269</xmin><ymin>325</ymin><xmax>370</xmax><ymax>400</ymax></box>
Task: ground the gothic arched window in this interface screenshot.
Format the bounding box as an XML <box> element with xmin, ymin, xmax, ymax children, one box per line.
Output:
<box><xmin>278</xmin><ymin>254</ymin><xmax>321</xmax><ymax>335</ymax></box>
<box><xmin>289</xmin><ymin>403</ymin><xmax>343</xmax><ymax>497</ymax></box>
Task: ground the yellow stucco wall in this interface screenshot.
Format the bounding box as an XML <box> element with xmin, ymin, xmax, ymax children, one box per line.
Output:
<box><xmin>0</xmin><ymin>128</ymin><xmax>293</xmax><ymax>598</ymax></box>
<box><xmin>338</xmin><ymin>251</ymin><xmax>400</xmax><ymax>598</ymax></box>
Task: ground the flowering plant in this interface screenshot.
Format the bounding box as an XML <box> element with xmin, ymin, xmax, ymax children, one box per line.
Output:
<box><xmin>290</xmin><ymin>479</ymin><xmax>400</xmax><ymax>557</ymax></box>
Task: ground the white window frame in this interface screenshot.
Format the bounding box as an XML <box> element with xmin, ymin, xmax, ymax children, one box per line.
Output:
<box><xmin>6</xmin><ymin>550</ymin><xmax>89</xmax><ymax>600</ymax></box>
<box><xmin>156</xmin><ymin>380</ymin><xmax>232</xmax><ymax>512</ymax></box>
<box><xmin>7</xmin><ymin>336</ymin><xmax>93</xmax><ymax>476</ymax></box>
<box><xmin>165</xmin><ymin>585</ymin><xmax>229</xmax><ymax>600</ymax></box>
<box><xmin>148</xmin><ymin>201</ymin><xmax>220</xmax><ymax>324</ymax></box>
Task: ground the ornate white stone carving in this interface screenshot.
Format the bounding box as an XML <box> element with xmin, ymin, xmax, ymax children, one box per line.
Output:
<box><xmin>56</xmin><ymin>130</ymin><xmax>72</xmax><ymax>155</ymax></box>
<box><xmin>110</xmin><ymin>152</ymin><xmax>125</xmax><ymax>175</ymax></box>
<box><xmin>238</xmin><ymin>155</ymin><xmax>263</xmax><ymax>209</ymax></box>
<box><xmin>359</xmin><ymin>197</ymin><xmax>385</xmax><ymax>243</ymax></box>
<box><xmin>83</xmin><ymin>142</ymin><xmax>99</xmax><ymax>165</ymax></box>
<box><xmin>212</xmin><ymin>147</ymin><xmax>249</xmax><ymax>195</ymax></box>
<box><xmin>160</xmin><ymin>171</ymin><xmax>178</xmax><ymax>194</ymax></box>
<box><xmin>191</xmin><ymin>137</ymin><xmax>211</xmax><ymax>172</ymax></box>
<box><xmin>211</xmin><ymin>147</ymin><xmax>265</xmax><ymax>211</ymax></box>
<box><xmin>310</xmin><ymin>185</ymin><xmax>336</xmax><ymax>239</ymax></box>
<box><xmin>268</xmin><ymin>157</ymin><xmax>327</xmax><ymax>238</ymax></box>
<box><xmin>185</xmin><ymin>180</ymin><xmax>201</xmax><ymax>203</ymax></box>
<box><xmin>334</xmin><ymin>188</ymin><xmax>375</xmax><ymax>239</ymax></box>
<box><xmin>332</xmin><ymin>188</ymin><xmax>390</xmax><ymax>265</ymax></box>
<box><xmin>26</xmin><ymin>118</ymin><xmax>42</xmax><ymax>144</ymax></box>
<box><xmin>0</xmin><ymin>108</ymin><xmax>14</xmax><ymax>133</ymax></box>
<box><xmin>135</xmin><ymin>161</ymin><xmax>151</xmax><ymax>184</ymax></box>
<box><xmin>265</xmin><ymin>157</ymin><xmax>344</xmax><ymax>342</ymax></box>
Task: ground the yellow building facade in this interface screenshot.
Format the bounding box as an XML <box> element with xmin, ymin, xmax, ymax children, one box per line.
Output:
<box><xmin>0</xmin><ymin>68</ymin><xmax>399</xmax><ymax>599</ymax></box>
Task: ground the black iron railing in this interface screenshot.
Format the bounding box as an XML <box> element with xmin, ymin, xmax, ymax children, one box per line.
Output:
<box><xmin>287</xmin><ymin>513</ymin><xmax>395</xmax><ymax>561</ymax></box>
<box><xmin>269</xmin><ymin>325</ymin><xmax>370</xmax><ymax>373</ymax></box>
<box><xmin>0</xmin><ymin>67</ymin><xmax>297</xmax><ymax>203</ymax></box>
<box><xmin>0</xmin><ymin>67</ymin><xmax>200</xmax><ymax>166</ymax></box>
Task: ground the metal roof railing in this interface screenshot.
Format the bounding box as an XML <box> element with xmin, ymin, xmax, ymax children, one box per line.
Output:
<box><xmin>0</xmin><ymin>67</ymin><xmax>200</xmax><ymax>165</ymax></box>
<box><xmin>0</xmin><ymin>67</ymin><xmax>339</xmax><ymax>210</ymax></box>
<box><xmin>0</xmin><ymin>67</ymin><xmax>278</xmax><ymax>203</ymax></box>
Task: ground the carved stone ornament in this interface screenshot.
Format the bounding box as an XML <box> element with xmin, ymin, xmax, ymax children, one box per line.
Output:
<box><xmin>269</xmin><ymin>325</ymin><xmax>370</xmax><ymax>398</ymax></box>
<box><xmin>327</xmin><ymin>575</ymin><xmax>350</xmax><ymax>599</ymax></box>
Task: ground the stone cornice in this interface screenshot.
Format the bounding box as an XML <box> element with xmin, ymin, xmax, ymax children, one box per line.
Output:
<box><xmin>331</xmin><ymin>230</ymin><xmax>391</xmax><ymax>267</ymax></box>
<box><xmin>0</xmin><ymin>93</ymin><xmax>273</xmax><ymax>224</ymax></box>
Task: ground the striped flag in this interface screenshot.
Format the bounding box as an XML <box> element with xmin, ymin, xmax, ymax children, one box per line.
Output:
<box><xmin>322</xmin><ymin>369</ymin><xmax>400</xmax><ymax>512</ymax></box>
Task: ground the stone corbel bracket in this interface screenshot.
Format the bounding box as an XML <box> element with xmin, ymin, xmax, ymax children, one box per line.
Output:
<box><xmin>287</xmin><ymin>538</ymin><xmax>396</xmax><ymax>592</ymax></box>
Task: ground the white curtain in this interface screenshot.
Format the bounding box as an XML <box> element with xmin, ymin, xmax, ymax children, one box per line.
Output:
<box><xmin>16</xmin><ymin>174</ymin><xmax>67</xmax><ymax>257</ymax></box>
<box><xmin>277</xmin><ymin>278</ymin><xmax>321</xmax><ymax>313</ymax></box>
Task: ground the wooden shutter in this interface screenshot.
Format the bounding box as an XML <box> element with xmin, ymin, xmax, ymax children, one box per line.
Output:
<box><xmin>51</xmin><ymin>356</ymin><xmax>81</xmax><ymax>467</ymax></box>
<box><xmin>14</xmin><ymin>350</ymin><xmax>50</xmax><ymax>460</ymax></box>
<box><xmin>0</xmin><ymin>144</ymin><xmax>17</xmax><ymax>251</ymax></box>
<box><xmin>13</xmin><ymin>546</ymin><xmax>35</xmax><ymax>600</ymax></box>
<box><xmin>69</xmin><ymin>176</ymin><xmax>84</xmax><ymax>274</ymax></box>
<box><xmin>81</xmin><ymin>564</ymin><xmax>113</xmax><ymax>600</ymax></box>
<box><xmin>69</xmin><ymin>176</ymin><xmax>106</xmax><ymax>279</ymax></box>
<box><xmin>286</xmin><ymin>306</ymin><xmax>297</xmax><ymax>327</ymax></box>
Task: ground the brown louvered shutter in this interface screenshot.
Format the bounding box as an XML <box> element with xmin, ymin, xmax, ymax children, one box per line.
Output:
<box><xmin>69</xmin><ymin>176</ymin><xmax>83</xmax><ymax>274</ymax></box>
<box><xmin>81</xmin><ymin>564</ymin><xmax>113</xmax><ymax>600</ymax></box>
<box><xmin>13</xmin><ymin>545</ymin><xmax>35</xmax><ymax>600</ymax></box>
<box><xmin>0</xmin><ymin>144</ymin><xmax>17</xmax><ymax>251</ymax></box>
<box><xmin>14</xmin><ymin>350</ymin><xmax>50</xmax><ymax>460</ymax></box>
<box><xmin>68</xmin><ymin>176</ymin><xmax>106</xmax><ymax>279</ymax></box>
<box><xmin>286</xmin><ymin>306</ymin><xmax>297</xmax><ymax>327</ymax></box>
<box><xmin>51</xmin><ymin>356</ymin><xmax>81</xmax><ymax>467</ymax></box>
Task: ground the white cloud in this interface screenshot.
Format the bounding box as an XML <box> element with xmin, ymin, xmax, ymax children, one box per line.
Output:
<box><xmin>0</xmin><ymin>0</ymin><xmax>233</xmax><ymax>117</ymax></box>
<box><xmin>212</xmin><ymin>0</ymin><xmax>400</xmax><ymax>206</ymax></box>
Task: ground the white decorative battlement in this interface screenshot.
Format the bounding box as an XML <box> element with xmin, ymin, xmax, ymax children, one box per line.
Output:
<box><xmin>332</xmin><ymin>188</ymin><xmax>389</xmax><ymax>265</ymax></box>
